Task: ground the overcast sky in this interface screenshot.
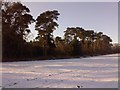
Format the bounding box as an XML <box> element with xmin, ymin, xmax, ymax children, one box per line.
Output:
<box><xmin>22</xmin><ymin>2</ymin><xmax>118</xmax><ymax>43</ymax></box>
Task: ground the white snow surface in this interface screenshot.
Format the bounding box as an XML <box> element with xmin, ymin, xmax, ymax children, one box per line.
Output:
<box><xmin>1</xmin><ymin>54</ymin><xmax>118</xmax><ymax>88</ymax></box>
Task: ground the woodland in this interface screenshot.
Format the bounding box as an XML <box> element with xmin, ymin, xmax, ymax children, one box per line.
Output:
<box><xmin>2</xmin><ymin>2</ymin><xmax>120</xmax><ymax>61</ymax></box>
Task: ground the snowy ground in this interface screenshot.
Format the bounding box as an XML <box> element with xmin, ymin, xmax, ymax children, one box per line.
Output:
<box><xmin>1</xmin><ymin>54</ymin><xmax>118</xmax><ymax>88</ymax></box>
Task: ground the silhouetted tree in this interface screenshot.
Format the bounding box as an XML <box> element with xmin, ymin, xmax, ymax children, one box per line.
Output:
<box><xmin>2</xmin><ymin>2</ymin><xmax>35</xmax><ymax>60</ymax></box>
<box><xmin>35</xmin><ymin>10</ymin><xmax>60</xmax><ymax>56</ymax></box>
<box><xmin>55</xmin><ymin>36</ymin><xmax>65</xmax><ymax>55</ymax></box>
<box><xmin>64</xmin><ymin>27</ymin><xmax>83</xmax><ymax>55</ymax></box>
<box><xmin>93</xmin><ymin>32</ymin><xmax>112</xmax><ymax>54</ymax></box>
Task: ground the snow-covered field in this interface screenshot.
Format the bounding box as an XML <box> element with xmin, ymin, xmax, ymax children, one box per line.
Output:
<box><xmin>1</xmin><ymin>54</ymin><xmax>118</xmax><ymax>88</ymax></box>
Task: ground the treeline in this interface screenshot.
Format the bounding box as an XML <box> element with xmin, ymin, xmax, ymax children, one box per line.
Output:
<box><xmin>2</xmin><ymin>2</ymin><xmax>120</xmax><ymax>62</ymax></box>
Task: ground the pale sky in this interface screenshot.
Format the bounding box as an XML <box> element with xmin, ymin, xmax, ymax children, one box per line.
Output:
<box><xmin>22</xmin><ymin>2</ymin><xmax>118</xmax><ymax>43</ymax></box>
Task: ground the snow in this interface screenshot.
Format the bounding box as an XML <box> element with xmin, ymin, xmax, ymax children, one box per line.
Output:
<box><xmin>1</xmin><ymin>54</ymin><xmax>118</xmax><ymax>88</ymax></box>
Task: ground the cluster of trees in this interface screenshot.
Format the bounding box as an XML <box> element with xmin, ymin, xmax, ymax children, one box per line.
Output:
<box><xmin>2</xmin><ymin>2</ymin><xmax>119</xmax><ymax>62</ymax></box>
<box><xmin>111</xmin><ymin>43</ymin><xmax>120</xmax><ymax>53</ymax></box>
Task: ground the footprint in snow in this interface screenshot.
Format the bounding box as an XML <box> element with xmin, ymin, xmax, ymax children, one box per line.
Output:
<box><xmin>77</xmin><ymin>85</ymin><xmax>83</xmax><ymax>88</ymax></box>
<box><xmin>49</xmin><ymin>74</ymin><xmax>52</xmax><ymax>76</ymax></box>
<box><xmin>27</xmin><ymin>78</ymin><xmax>37</xmax><ymax>81</ymax></box>
<box><xmin>8</xmin><ymin>82</ymin><xmax>18</xmax><ymax>86</ymax></box>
